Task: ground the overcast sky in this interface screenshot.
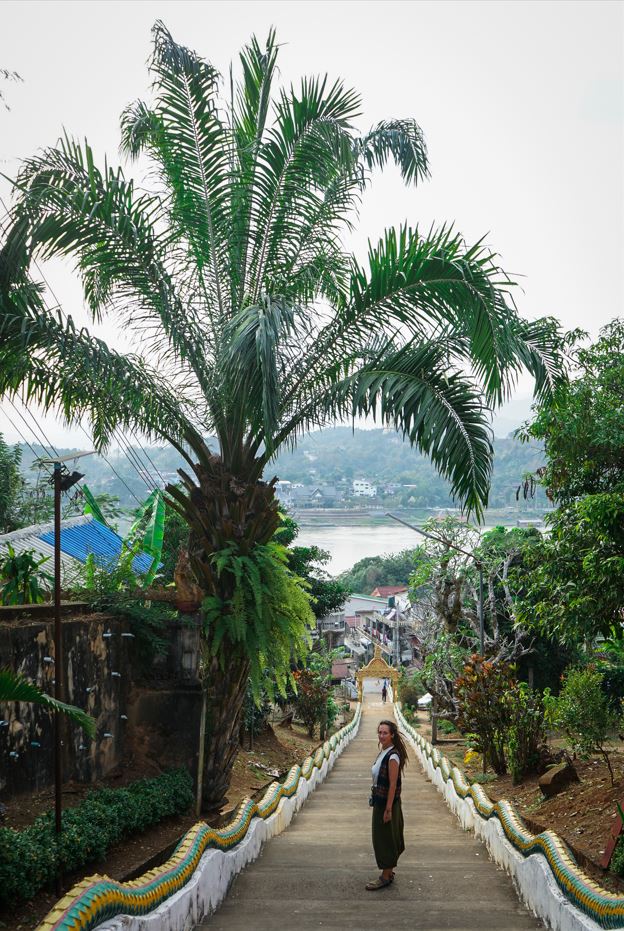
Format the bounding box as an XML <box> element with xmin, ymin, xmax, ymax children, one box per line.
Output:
<box><xmin>1</xmin><ymin>0</ymin><xmax>622</xmax><ymax>448</ymax></box>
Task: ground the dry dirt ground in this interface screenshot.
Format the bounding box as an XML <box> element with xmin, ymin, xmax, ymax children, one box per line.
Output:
<box><xmin>0</xmin><ymin>718</ymin><xmax>339</xmax><ymax>931</ymax></box>
<box><xmin>412</xmin><ymin>711</ymin><xmax>624</xmax><ymax>894</ymax></box>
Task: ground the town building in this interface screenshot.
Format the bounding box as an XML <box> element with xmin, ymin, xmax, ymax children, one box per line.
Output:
<box><xmin>352</xmin><ymin>479</ymin><xmax>377</xmax><ymax>498</ymax></box>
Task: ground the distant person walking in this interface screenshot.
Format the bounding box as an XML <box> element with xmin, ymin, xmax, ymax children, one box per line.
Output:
<box><xmin>381</xmin><ymin>683</ymin><xmax>388</xmax><ymax>703</ymax></box>
<box><xmin>366</xmin><ymin>719</ymin><xmax>408</xmax><ymax>890</ymax></box>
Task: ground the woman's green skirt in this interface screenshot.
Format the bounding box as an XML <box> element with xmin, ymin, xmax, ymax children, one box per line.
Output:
<box><xmin>372</xmin><ymin>800</ymin><xmax>405</xmax><ymax>869</ymax></box>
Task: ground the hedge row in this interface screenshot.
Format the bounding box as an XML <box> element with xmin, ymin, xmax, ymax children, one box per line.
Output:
<box><xmin>0</xmin><ymin>768</ymin><xmax>194</xmax><ymax>905</ymax></box>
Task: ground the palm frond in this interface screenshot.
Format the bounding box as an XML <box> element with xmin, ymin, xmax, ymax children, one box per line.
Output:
<box><xmin>10</xmin><ymin>136</ymin><xmax>211</xmax><ymax>388</ymax></box>
<box><xmin>276</xmin><ymin>339</ymin><xmax>494</xmax><ymax>517</ymax></box>
<box><xmin>231</xmin><ymin>30</ymin><xmax>280</xmax><ymax>306</ymax></box>
<box><xmin>246</xmin><ymin>75</ymin><xmax>361</xmax><ymax>300</ymax></box>
<box><xmin>146</xmin><ymin>21</ymin><xmax>231</xmax><ymax>320</ymax></box>
<box><xmin>506</xmin><ymin>316</ymin><xmax>566</xmax><ymax>402</ymax></box>
<box><xmin>304</xmin><ymin>224</ymin><xmax>517</xmax><ymax>405</ymax></box>
<box><xmin>0</xmin><ymin>259</ymin><xmax>201</xmax><ymax>451</ymax></box>
<box><xmin>356</xmin><ymin>118</ymin><xmax>429</xmax><ymax>185</ymax></box>
<box><xmin>0</xmin><ymin>668</ymin><xmax>96</xmax><ymax>736</ymax></box>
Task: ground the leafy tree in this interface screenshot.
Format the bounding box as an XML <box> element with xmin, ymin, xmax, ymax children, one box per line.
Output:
<box><xmin>516</xmin><ymin>495</ymin><xmax>624</xmax><ymax>645</ymax></box>
<box><xmin>455</xmin><ymin>654</ymin><xmax>514</xmax><ymax>775</ymax></box>
<box><xmin>294</xmin><ymin>644</ymin><xmax>341</xmax><ymax>739</ymax></box>
<box><xmin>288</xmin><ymin>544</ymin><xmax>350</xmax><ymax>619</ymax></box>
<box><xmin>522</xmin><ymin>321</ymin><xmax>624</xmax><ymax>502</ymax></box>
<box><xmin>0</xmin><ymin>25</ymin><xmax>560</xmax><ymax>810</ymax></box>
<box><xmin>0</xmin><ymin>433</ymin><xmax>24</xmax><ymax>532</ymax></box>
<box><xmin>517</xmin><ymin>323</ymin><xmax>624</xmax><ymax>646</ymax></box>
<box><xmin>339</xmin><ymin>548</ymin><xmax>420</xmax><ymax>594</ymax></box>
<box><xmin>410</xmin><ymin>517</ymin><xmax>481</xmax><ymax>636</ymax></box>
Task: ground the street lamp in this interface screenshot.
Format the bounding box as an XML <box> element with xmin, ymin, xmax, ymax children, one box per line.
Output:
<box><xmin>386</xmin><ymin>513</ymin><xmax>485</xmax><ymax>655</ymax></box>
<box><xmin>39</xmin><ymin>450</ymin><xmax>94</xmax><ymax>893</ymax></box>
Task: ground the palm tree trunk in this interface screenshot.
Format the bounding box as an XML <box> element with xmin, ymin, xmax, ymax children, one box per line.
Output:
<box><xmin>168</xmin><ymin>449</ymin><xmax>280</xmax><ymax>813</ymax></box>
<box><xmin>201</xmin><ymin>652</ymin><xmax>250</xmax><ymax>812</ymax></box>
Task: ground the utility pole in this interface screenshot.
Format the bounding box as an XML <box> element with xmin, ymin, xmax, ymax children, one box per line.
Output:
<box><xmin>40</xmin><ymin>451</ymin><xmax>94</xmax><ymax>895</ymax></box>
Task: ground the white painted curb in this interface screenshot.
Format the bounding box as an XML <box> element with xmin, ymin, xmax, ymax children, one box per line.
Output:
<box><xmin>95</xmin><ymin>707</ymin><xmax>361</xmax><ymax>931</ymax></box>
<box><xmin>397</xmin><ymin>710</ymin><xmax>601</xmax><ymax>931</ymax></box>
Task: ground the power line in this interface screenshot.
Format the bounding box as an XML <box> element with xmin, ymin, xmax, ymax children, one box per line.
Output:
<box><xmin>19</xmin><ymin>398</ymin><xmax>62</xmax><ymax>460</ymax></box>
<box><xmin>129</xmin><ymin>427</ymin><xmax>167</xmax><ymax>488</ymax></box>
<box><xmin>76</xmin><ymin>424</ymin><xmax>143</xmax><ymax>508</ymax></box>
<box><xmin>0</xmin><ymin>404</ymin><xmax>52</xmax><ymax>474</ymax></box>
<box><xmin>5</xmin><ymin>397</ymin><xmax>54</xmax><ymax>460</ymax></box>
<box><xmin>113</xmin><ymin>428</ymin><xmax>159</xmax><ymax>493</ymax></box>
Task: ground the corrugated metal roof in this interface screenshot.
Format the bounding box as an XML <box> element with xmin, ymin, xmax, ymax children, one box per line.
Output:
<box><xmin>0</xmin><ymin>514</ymin><xmax>154</xmax><ymax>579</ymax></box>
<box><xmin>0</xmin><ymin>515</ymin><xmax>87</xmax><ymax>579</ymax></box>
<box><xmin>40</xmin><ymin>518</ymin><xmax>153</xmax><ymax>574</ymax></box>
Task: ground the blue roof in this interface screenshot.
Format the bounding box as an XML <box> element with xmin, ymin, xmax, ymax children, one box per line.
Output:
<box><xmin>40</xmin><ymin>519</ymin><xmax>154</xmax><ymax>574</ymax></box>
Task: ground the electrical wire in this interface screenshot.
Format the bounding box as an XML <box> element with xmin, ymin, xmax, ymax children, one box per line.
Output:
<box><xmin>112</xmin><ymin>428</ymin><xmax>157</xmax><ymax>492</ymax></box>
<box><xmin>0</xmin><ymin>404</ymin><xmax>53</xmax><ymax>474</ymax></box>
<box><xmin>129</xmin><ymin>427</ymin><xmax>167</xmax><ymax>487</ymax></box>
<box><xmin>5</xmin><ymin>397</ymin><xmax>54</xmax><ymax>461</ymax></box>
<box><xmin>18</xmin><ymin>397</ymin><xmax>62</xmax><ymax>460</ymax></box>
<box><xmin>28</xmin><ymin>240</ymin><xmax>165</xmax><ymax>496</ymax></box>
<box><xmin>76</xmin><ymin>424</ymin><xmax>143</xmax><ymax>508</ymax></box>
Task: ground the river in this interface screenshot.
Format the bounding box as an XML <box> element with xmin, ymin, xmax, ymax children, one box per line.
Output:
<box><xmin>294</xmin><ymin>524</ymin><xmax>435</xmax><ymax>576</ymax></box>
<box><xmin>295</xmin><ymin>518</ymin><xmax>545</xmax><ymax>576</ymax></box>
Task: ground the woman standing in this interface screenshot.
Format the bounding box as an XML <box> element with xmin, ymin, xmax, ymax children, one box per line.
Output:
<box><xmin>366</xmin><ymin>719</ymin><xmax>408</xmax><ymax>891</ymax></box>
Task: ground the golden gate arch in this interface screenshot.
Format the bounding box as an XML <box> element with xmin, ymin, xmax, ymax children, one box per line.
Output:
<box><xmin>355</xmin><ymin>644</ymin><xmax>399</xmax><ymax>701</ymax></box>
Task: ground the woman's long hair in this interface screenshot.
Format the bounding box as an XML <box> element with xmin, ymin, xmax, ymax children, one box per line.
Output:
<box><xmin>379</xmin><ymin>719</ymin><xmax>409</xmax><ymax>772</ymax></box>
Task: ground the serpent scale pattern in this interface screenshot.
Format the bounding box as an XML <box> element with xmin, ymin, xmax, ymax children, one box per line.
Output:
<box><xmin>37</xmin><ymin>706</ymin><xmax>361</xmax><ymax>931</ymax></box>
<box><xmin>395</xmin><ymin>704</ymin><xmax>624</xmax><ymax>929</ymax></box>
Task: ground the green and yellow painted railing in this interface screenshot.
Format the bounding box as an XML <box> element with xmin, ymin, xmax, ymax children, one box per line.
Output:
<box><xmin>37</xmin><ymin>705</ymin><xmax>361</xmax><ymax>931</ymax></box>
<box><xmin>395</xmin><ymin>704</ymin><xmax>624</xmax><ymax>930</ymax></box>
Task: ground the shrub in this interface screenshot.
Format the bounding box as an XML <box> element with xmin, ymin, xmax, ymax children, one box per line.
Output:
<box><xmin>437</xmin><ymin>718</ymin><xmax>457</xmax><ymax>735</ymax></box>
<box><xmin>398</xmin><ymin>677</ymin><xmax>422</xmax><ymax>710</ymax></box>
<box><xmin>506</xmin><ymin>683</ymin><xmax>547</xmax><ymax>784</ymax></box>
<box><xmin>611</xmin><ymin>828</ymin><xmax>624</xmax><ymax>877</ymax></box>
<box><xmin>0</xmin><ymin>544</ymin><xmax>53</xmax><ymax>605</ymax></box>
<box><xmin>557</xmin><ymin>665</ymin><xmax>620</xmax><ymax>785</ymax></box>
<box><xmin>455</xmin><ymin>655</ymin><xmax>514</xmax><ymax>775</ymax></box>
<box><xmin>326</xmin><ymin>694</ymin><xmax>339</xmax><ymax>731</ymax></box>
<box><xmin>0</xmin><ymin>769</ymin><xmax>193</xmax><ymax>905</ymax></box>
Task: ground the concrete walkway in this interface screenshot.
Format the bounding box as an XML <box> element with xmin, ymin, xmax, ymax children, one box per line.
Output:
<box><xmin>200</xmin><ymin>697</ymin><xmax>543</xmax><ymax>930</ymax></box>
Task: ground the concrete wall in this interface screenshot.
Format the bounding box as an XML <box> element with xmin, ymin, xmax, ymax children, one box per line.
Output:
<box><xmin>0</xmin><ymin>612</ymin><xmax>202</xmax><ymax>799</ymax></box>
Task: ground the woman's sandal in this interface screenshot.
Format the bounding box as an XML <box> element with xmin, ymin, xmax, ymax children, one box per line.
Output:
<box><xmin>365</xmin><ymin>877</ymin><xmax>392</xmax><ymax>891</ymax></box>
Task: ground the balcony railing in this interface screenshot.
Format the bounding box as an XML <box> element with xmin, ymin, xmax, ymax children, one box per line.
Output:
<box><xmin>318</xmin><ymin>615</ymin><xmax>346</xmax><ymax>632</ymax></box>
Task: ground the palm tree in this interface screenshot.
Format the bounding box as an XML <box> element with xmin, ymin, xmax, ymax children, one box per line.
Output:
<box><xmin>0</xmin><ymin>668</ymin><xmax>95</xmax><ymax>735</ymax></box>
<box><xmin>0</xmin><ymin>24</ymin><xmax>560</xmax><ymax>810</ymax></box>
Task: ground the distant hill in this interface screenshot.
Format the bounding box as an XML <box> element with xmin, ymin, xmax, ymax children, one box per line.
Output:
<box><xmin>271</xmin><ymin>427</ymin><xmax>547</xmax><ymax>510</ymax></box>
<box><xmin>10</xmin><ymin>426</ymin><xmax>547</xmax><ymax>513</ymax></box>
